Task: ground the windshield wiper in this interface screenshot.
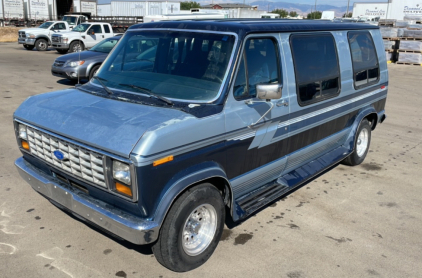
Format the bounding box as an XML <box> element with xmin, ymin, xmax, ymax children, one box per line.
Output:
<box><xmin>118</xmin><ymin>83</ymin><xmax>173</xmax><ymax>105</ymax></box>
<box><xmin>92</xmin><ymin>76</ymin><xmax>113</xmax><ymax>95</ymax></box>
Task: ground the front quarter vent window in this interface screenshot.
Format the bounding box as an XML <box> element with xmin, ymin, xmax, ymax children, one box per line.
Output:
<box><xmin>348</xmin><ymin>31</ymin><xmax>379</xmax><ymax>89</ymax></box>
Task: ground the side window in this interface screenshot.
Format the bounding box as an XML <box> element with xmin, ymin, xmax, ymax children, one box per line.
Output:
<box><xmin>347</xmin><ymin>31</ymin><xmax>379</xmax><ymax>88</ymax></box>
<box><xmin>89</xmin><ymin>25</ymin><xmax>102</xmax><ymax>34</ymax></box>
<box><xmin>290</xmin><ymin>34</ymin><xmax>340</xmax><ymax>106</ymax></box>
<box><xmin>51</xmin><ymin>24</ymin><xmax>57</xmax><ymax>30</ymax></box>
<box><xmin>58</xmin><ymin>23</ymin><xmax>66</xmax><ymax>30</ymax></box>
<box><xmin>104</xmin><ymin>25</ymin><xmax>111</xmax><ymax>34</ymax></box>
<box><xmin>234</xmin><ymin>38</ymin><xmax>280</xmax><ymax>100</ymax></box>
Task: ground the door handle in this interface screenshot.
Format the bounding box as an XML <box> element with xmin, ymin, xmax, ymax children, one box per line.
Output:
<box><xmin>276</xmin><ymin>100</ymin><xmax>289</xmax><ymax>107</ymax></box>
<box><xmin>102</xmin><ymin>35</ymin><xmax>104</xmax><ymax>38</ymax></box>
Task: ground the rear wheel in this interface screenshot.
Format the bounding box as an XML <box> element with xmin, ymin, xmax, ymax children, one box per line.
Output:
<box><xmin>343</xmin><ymin>119</ymin><xmax>371</xmax><ymax>166</ymax></box>
<box><xmin>56</xmin><ymin>49</ymin><xmax>68</xmax><ymax>54</ymax></box>
<box><xmin>23</xmin><ymin>44</ymin><xmax>34</xmax><ymax>50</ymax></box>
<box><xmin>88</xmin><ymin>65</ymin><xmax>100</xmax><ymax>80</ymax></box>
<box><xmin>35</xmin><ymin>39</ymin><xmax>48</xmax><ymax>51</ymax></box>
<box><xmin>152</xmin><ymin>183</ymin><xmax>225</xmax><ymax>272</ymax></box>
<box><xmin>69</xmin><ymin>41</ymin><xmax>84</xmax><ymax>53</ymax></box>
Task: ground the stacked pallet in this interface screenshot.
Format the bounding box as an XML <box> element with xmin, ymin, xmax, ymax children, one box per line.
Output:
<box><xmin>380</xmin><ymin>16</ymin><xmax>422</xmax><ymax>65</ymax></box>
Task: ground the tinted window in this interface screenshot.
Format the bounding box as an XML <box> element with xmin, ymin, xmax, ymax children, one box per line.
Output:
<box><xmin>348</xmin><ymin>31</ymin><xmax>379</xmax><ymax>88</ymax></box>
<box><xmin>234</xmin><ymin>38</ymin><xmax>280</xmax><ymax>100</ymax></box>
<box><xmin>291</xmin><ymin>34</ymin><xmax>340</xmax><ymax>105</ymax></box>
<box><xmin>89</xmin><ymin>25</ymin><xmax>102</xmax><ymax>34</ymax></box>
<box><xmin>57</xmin><ymin>23</ymin><xmax>66</xmax><ymax>30</ymax></box>
<box><xmin>104</xmin><ymin>25</ymin><xmax>111</xmax><ymax>33</ymax></box>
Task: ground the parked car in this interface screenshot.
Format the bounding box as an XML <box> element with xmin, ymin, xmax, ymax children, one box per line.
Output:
<box><xmin>18</xmin><ymin>21</ymin><xmax>70</xmax><ymax>51</ymax></box>
<box><xmin>51</xmin><ymin>36</ymin><xmax>122</xmax><ymax>81</ymax></box>
<box><xmin>51</xmin><ymin>22</ymin><xmax>116</xmax><ymax>53</ymax></box>
<box><xmin>14</xmin><ymin>19</ymin><xmax>388</xmax><ymax>272</ymax></box>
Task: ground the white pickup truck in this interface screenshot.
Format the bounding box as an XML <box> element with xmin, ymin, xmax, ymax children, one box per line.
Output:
<box><xmin>51</xmin><ymin>22</ymin><xmax>116</xmax><ymax>54</ymax></box>
<box><xmin>18</xmin><ymin>21</ymin><xmax>71</xmax><ymax>51</ymax></box>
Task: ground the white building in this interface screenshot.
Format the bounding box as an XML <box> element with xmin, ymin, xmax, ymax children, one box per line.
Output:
<box><xmin>353</xmin><ymin>0</ymin><xmax>422</xmax><ymax>20</ymax></box>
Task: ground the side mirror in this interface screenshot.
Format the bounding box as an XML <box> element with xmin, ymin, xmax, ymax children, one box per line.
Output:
<box><xmin>256</xmin><ymin>84</ymin><xmax>282</xmax><ymax>100</ymax></box>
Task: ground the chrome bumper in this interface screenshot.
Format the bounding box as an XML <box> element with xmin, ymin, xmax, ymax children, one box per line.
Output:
<box><xmin>18</xmin><ymin>38</ymin><xmax>26</xmax><ymax>44</ymax></box>
<box><xmin>52</xmin><ymin>42</ymin><xmax>69</xmax><ymax>49</ymax></box>
<box><xmin>15</xmin><ymin>157</ymin><xmax>159</xmax><ymax>244</ymax></box>
<box><xmin>25</xmin><ymin>38</ymin><xmax>36</xmax><ymax>45</ymax></box>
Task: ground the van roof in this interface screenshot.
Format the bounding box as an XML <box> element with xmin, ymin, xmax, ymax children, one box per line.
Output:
<box><xmin>130</xmin><ymin>19</ymin><xmax>379</xmax><ymax>35</ymax></box>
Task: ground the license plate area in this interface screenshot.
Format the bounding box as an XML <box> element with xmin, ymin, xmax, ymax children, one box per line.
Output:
<box><xmin>52</xmin><ymin>171</ymin><xmax>89</xmax><ymax>194</ymax></box>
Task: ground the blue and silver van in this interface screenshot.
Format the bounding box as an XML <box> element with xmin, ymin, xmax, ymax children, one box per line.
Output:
<box><xmin>14</xmin><ymin>19</ymin><xmax>388</xmax><ymax>272</ymax></box>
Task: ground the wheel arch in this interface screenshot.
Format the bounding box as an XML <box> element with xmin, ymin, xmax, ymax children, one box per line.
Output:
<box><xmin>345</xmin><ymin>106</ymin><xmax>378</xmax><ymax>153</ymax></box>
<box><xmin>151</xmin><ymin>162</ymin><xmax>233</xmax><ymax>228</ymax></box>
<box><xmin>87</xmin><ymin>63</ymin><xmax>102</xmax><ymax>78</ymax></box>
<box><xmin>35</xmin><ymin>35</ymin><xmax>50</xmax><ymax>44</ymax></box>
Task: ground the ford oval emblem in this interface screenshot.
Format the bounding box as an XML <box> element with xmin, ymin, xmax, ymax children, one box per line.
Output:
<box><xmin>53</xmin><ymin>150</ymin><xmax>64</xmax><ymax>160</ymax></box>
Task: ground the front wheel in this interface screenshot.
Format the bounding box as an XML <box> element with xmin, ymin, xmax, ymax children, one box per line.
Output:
<box><xmin>88</xmin><ymin>65</ymin><xmax>100</xmax><ymax>80</ymax></box>
<box><xmin>23</xmin><ymin>44</ymin><xmax>35</xmax><ymax>50</ymax></box>
<box><xmin>343</xmin><ymin>119</ymin><xmax>371</xmax><ymax>166</ymax></box>
<box><xmin>35</xmin><ymin>39</ymin><xmax>48</xmax><ymax>51</ymax></box>
<box><xmin>69</xmin><ymin>41</ymin><xmax>84</xmax><ymax>53</ymax></box>
<box><xmin>152</xmin><ymin>183</ymin><xmax>225</xmax><ymax>272</ymax></box>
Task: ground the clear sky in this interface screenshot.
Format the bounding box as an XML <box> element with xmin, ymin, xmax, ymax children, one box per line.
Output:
<box><xmin>97</xmin><ymin>0</ymin><xmax>387</xmax><ymax>7</ymax></box>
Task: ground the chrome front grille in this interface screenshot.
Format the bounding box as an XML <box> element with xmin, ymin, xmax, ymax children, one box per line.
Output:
<box><xmin>26</xmin><ymin>126</ymin><xmax>106</xmax><ymax>187</ymax></box>
<box><xmin>19</xmin><ymin>31</ymin><xmax>26</xmax><ymax>38</ymax></box>
<box><xmin>52</xmin><ymin>36</ymin><xmax>60</xmax><ymax>43</ymax></box>
<box><xmin>53</xmin><ymin>60</ymin><xmax>65</xmax><ymax>67</ymax></box>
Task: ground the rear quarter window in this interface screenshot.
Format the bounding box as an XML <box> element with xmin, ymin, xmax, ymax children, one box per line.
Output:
<box><xmin>347</xmin><ymin>31</ymin><xmax>379</xmax><ymax>89</ymax></box>
<box><xmin>290</xmin><ymin>33</ymin><xmax>340</xmax><ymax>106</ymax></box>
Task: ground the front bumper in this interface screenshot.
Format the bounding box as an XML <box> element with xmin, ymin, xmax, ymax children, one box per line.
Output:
<box><xmin>25</xmin><ymin>38</ymin><xmax>36</xmax><ymax>45</ymax></box>
<box><xmin>51</xmin><ymin>65</ymin><xmax>88</xmax><ymax>80</ymax></box>
<box><xmin>18</xmin><ymin>38</ymin><xmax>26</xmax><ymax>44</ymax></box>
<box><xmin>52</xmin><ymin>42</ymin><xmax>69</xmax><ymax>49</ymax></box>
<box><xmin>15</xmin><ymin>157</ymin><xmax>159</xmax><ymax>244</ymax></box>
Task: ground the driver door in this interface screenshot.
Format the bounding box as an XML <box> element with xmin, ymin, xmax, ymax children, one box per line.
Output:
<box><xmin>224</xmin><ymin>35</ymin><xmax>291</xmax><ymax>199</ymax></box>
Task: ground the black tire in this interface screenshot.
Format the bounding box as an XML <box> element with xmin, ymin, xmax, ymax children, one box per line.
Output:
<box><xmin>88</xmin><ymin>65</ymin><xmax>100</xmax><ymax>80</ymax></box>
<box><xmin>69</xmin><ymin>41</ymin><xmax>84</xmax><ymax>53</ymax></box>
<box><xmin>35</xmin><ymin>39</ymin><xmax>48</xmax><ymax>51</ymax></box>
<box><xmin>152</xmin><ymin>183</ymin><xmax>225</xmax><ymax>272</ymax></box>
<box><xmin>23</xmin><ymin>44</ymin><xmax>35</xmax><ymax>50</ymax></box>
<box><xmin>56</xmin><ymin>49</ymin><xmax>68</xmax><ymax>54</ymax></box>
<box><xmin>343</xmin><ymin>119</ymin><xmax>371</xmax><ymax>166</ymax></box>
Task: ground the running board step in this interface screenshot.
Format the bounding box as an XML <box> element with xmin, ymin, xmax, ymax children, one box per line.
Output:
<box><xmin>236</xmin><ymin>146</ymin><xmax>350</xmax><ymax>217</ymax></box>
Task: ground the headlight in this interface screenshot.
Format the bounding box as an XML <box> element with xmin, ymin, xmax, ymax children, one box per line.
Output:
<box><xmin>27</xmin><ymin>33</ymin><xmax>35</xmax><ymax>39</ymax></box>
<box><xmin>66</xmin><ymin>60</ymin><xmax>85</xmax><ymax>67</ymax></box>
<box><xmin>18</xmin><ymin>124</ymin><xmax>27</xmax><ymax>140</ymax></box>
<box><xmin>113</xmin><ymin>161</ymin><xmax>131</xmax><ymax>185</ymax></box>
<box><xmin>62</xmin><ymin>37</ymin><xmax>68</xmax><ymax>43</ymax></box>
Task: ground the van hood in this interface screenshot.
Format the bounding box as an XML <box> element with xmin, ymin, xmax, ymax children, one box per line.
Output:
<box><xmin>14</xmin><ymin>88</ymin><xmax>192</xmax><ymax>158</ymax></box>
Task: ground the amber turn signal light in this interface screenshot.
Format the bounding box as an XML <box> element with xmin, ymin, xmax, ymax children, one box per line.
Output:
<box><xmin>115</xmin><ymin>181</ymin><xmax>132</xmax><ymax>197</ymax></box>
<box><xmin>153</xmin><ymin>155</ymin><xmax>174</xmax><ymax>167</ymax></box>
<box><xmin>21</xmin><ymin>140</ymin><xmax>30</xmax><ymax>151</ymax></box>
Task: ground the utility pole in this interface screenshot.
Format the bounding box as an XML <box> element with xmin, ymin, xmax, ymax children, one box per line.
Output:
<box><xmin>346</xmin><ymin>0</ymin><xmax>350</xmax><ymax>17</ymax></box>
<box><xmin>314</xmin><ymin>0</ymin><xmax>317</xmax><ymax>19</ymax></box>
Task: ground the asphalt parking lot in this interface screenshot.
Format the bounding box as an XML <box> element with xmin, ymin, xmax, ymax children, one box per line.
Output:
<box><xmin>1</xmin><ymin>42</ymin><xmax>422</xmax><ymax>278</ymax></box>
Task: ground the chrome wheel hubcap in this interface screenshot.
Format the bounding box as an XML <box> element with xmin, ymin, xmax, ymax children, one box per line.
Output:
<box><xmin>356</xmin><ymin>128</ymin><xmax>369</xmax><ymax>157</ymax></box>
<box><xmin>182</xmin><ymin>204</ymin><xmax>217</xmax><ymax>256</ymax></box>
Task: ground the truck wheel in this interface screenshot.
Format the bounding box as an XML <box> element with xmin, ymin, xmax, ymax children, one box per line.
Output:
<box><xmin>343</xmin><ymin>119</ymin><xmax>371</xmax><ymax>166</ymax></box>
<box><xmin>56</xmin><ymin>49</ymin><xmax>68</xmax><ymax>54</ymax></box>
<box><xmin>23</xmin><ymin>44</ymin><xmax>35</xmax><ymax>50</ymax></box>
<box><xmin>152</xmin><ymin>183</ymin><xmax>225</xmax><ymax>272</ymax></box>
<box><xmin>89</xmin><ymin>65</ymin><xmax>100</xmax><ymax>80</ymax></box>
<box><xmin>35</xmin><ymin>39</ymin><xmax>48</xmax><ymax>51</ymax></box>
<box><xmin>69</xmin><ymin>41</ymin><xmax>84</xmax><ymax>53</ymax></box>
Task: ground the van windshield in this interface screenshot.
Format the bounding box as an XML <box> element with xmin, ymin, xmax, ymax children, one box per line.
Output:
<box><xmin>93</xmin><ymin>30</ymin><xmax>236</xmax><ymax>102</ymax></box>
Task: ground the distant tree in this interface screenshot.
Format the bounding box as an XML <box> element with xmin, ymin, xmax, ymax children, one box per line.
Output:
<box><xmin>343</xmin><ymin>12</ymin><xmax>353</xmax><ymax>18</ymax></box>
<box><xmin>289</xmin><ymin>11</ymin><xmax>298</xmax><ymax>17</ymax></box>
<box><xmin>307</xmin><ymin>11</ymin><xmax>322</xmax><ymax>19</ymax></box>
<box><xmin>180</xmin><ymin>1</ymin><xmax>200</xmax><ymax>10</ymax></box>
<box><xmin>272</xmin><ymin>9</ymin><xmax>289</xmax><ymax>18</ymax></box>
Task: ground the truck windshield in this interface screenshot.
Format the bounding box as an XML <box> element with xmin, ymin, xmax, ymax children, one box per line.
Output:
<box><xmin>39</xmin><ymin>22</ymin><xmax>54</xmax><ymax>29</ymax></box>
<box><xmin>72</xmin><ymin>24</ymin><xmax>91</xmax><ymax>32</ymax></box>
<box><xmin>63</xmin><ymin>16</ymin><xmax>77</xmax><ymax>26</ymax></box>
<box><xmin>90</xmin><ymin>37</ymin><xmax>120</xmax><ymax>53</ymax></box>
<box><xmin>94</xmin><ymin>30</ymin><xmax>236</xmax><ymax>102</ymax></box>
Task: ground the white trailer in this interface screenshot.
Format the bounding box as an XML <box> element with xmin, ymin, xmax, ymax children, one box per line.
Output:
<box><xmin>110</xmin><ymin>1</ymin><xmax>180</xmax><ymax>17</ymax></box>
<box><xmin>73</xmin><ymin>0</ymin><xmax>96</xmax><ymax>16</ymax></box>
<box><xmin>1</xmin><ymin>0</ymin><xmax>25</xmax><ymax>26</ymax></box>
<box><xmin>97</xmin><ymin>4</ymin><xmax>111</xmax><ymax>16</ymax></box>
<box><xmin>27</xmin><ymin>0</ymin><xmax>49</xmax><ymax>22</ymax></box>
<box><xmin>143</xmin><ymin>12</ymin><xmax>225</xmax><ymax>23</ymax></box>
<box><xmin>352</xmin><ymin>2</ymin><xmax>388</xmax><ymax>19</ymax></box>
